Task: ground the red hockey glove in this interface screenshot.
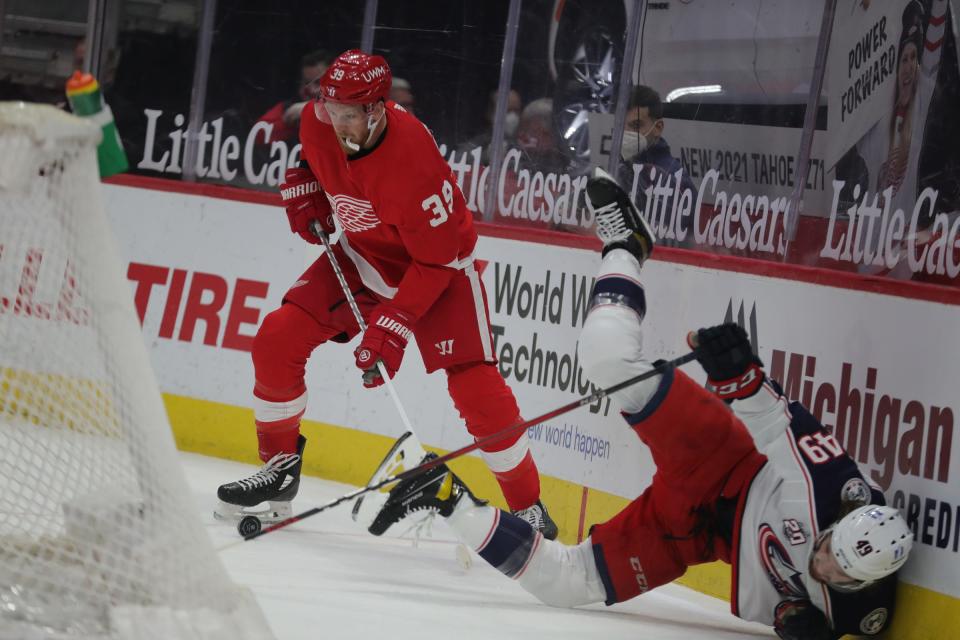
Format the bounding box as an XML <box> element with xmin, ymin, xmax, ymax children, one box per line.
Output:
<box><xmin>279</xmin><ymin>167</ymin><xmax>334</xmax><ymax>245</ymax></box>
<box><xmin>687</xmin><ymin>323</ymin><xmax>764</xmax><ymax>401</ymax></box>
<box><xmin>773</xmin><ymin>600</ymin><xmax>832</xmax><ymax>640</ymax></box>
<box><xmin>354</xmin><ymin>306</ymin><xmax>415</xmax><ymax>388</ymax></box>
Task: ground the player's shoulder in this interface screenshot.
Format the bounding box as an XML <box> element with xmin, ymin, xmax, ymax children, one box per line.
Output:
<box><xmin>383</xmin><ymin>102</ymin><xmax>442</xmax><ymax>156</ymax></box>
<box><xmin>384</xmin><ymin>100</ymin><xmax>419</xmax><ymax>127</ymax></box>
<box><xmin>827</xmin><ymin>574</ymin><xmax>898</xmax><ymax>636</ymax></box>
<box><xmin>780</xmin><ymin>399</ymin><xmax>878</xmax><ymax>528</ymax></box>
<box><xmin>372</xmin><ymin>105</ymin><xmax>448</xmax><ymax>189</ymax></box>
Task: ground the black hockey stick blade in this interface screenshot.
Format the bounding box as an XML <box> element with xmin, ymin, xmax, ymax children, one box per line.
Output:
<box><xmin>225</xmin><ymin>350</ymin><xmax>698</xmax><ymax>546</ymax></box>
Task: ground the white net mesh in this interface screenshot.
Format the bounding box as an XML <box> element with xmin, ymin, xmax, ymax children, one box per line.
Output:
<box><xmin>0</xmin><ymin>102</ymin><xmax>275</xmax><ymax>640</ymax></box>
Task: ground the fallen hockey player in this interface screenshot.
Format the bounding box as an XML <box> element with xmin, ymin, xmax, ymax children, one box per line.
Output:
<box><xmin>366</xmin><ymin>167</ymin><xmax>914</xmax><ymax>640</ymax></box>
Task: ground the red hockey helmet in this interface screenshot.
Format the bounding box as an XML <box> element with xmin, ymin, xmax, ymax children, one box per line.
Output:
<box><xmin>319</xmin><ymin>49</ymin><xmax>391</xmax><ymax>105</ymax></box>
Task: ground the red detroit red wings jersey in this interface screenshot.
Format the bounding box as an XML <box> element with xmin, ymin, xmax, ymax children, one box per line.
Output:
<box><xmin>299</xmin><ymin>100</ymin><xmax>477</xmax><ymax>319</ymax></box>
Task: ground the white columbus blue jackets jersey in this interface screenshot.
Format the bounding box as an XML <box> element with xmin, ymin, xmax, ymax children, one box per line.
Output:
<box><xmin>730</xmin><ymin>379</ymin><xmax>897</xmax><ymax>637</ymax></box>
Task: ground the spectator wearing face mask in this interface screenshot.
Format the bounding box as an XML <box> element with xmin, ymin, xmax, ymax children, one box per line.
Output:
<box><xmin>457</xmin><ymin>88</ymin><xmax>522</xmax><ymax>164</ymax></box>
<box><xmin>618</xmin><ymin>85</ymin><xmax>696</xmax><ymax>245</ymax></box>
<box><xmin>619</xmin><ymin>86</ymin><xmax>695</xmax><ymax>196</ymax></box>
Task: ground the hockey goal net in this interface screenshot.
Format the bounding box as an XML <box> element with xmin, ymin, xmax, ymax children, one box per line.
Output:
<box><xmin>0</xmin><ymin>102</ymin><xmax>274</xmax><ymax>639</ymax></box>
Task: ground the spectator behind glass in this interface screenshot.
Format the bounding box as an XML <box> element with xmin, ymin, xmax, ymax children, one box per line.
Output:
<box><xmin>457</xmin><ymin>88</ymin><xmax>522</xmax><ymax>163</ymax></box>
<box><xmin>516</xmin><ymin>97</ymin><xmax>566</xmax><ymax>174</ymax></box>
<box><xmin>504</xmin><ymin>98</ymin><xmax>572</xmax><ymax>230</ymax></box>
<box><xmin>257</xmin><ymin>49</ymin><xmax>332</xmax><ymax>144</ymax></box>
<box><xmin>390</xmin><ymin>77</ymin><xmax>416</xmax><ymax>115</ymax></box>
<box><xmin>619</xmin><ymin>85</ymin><xmax>695</xmax><ymax>195</ymax></box>
<box><xmin>619</xmin><ymin>85</ymin><xmax>696</xmax><ymax>246</ymax></box>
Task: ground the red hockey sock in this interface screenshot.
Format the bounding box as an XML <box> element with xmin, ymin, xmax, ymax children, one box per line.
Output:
<box><xmin>255</xmin><ymin>414</ymin><xmax>301</xmax><ymax>462</ymax></box>
<box><xmin>250</xmin><ymin>303</ymin><xmax>334</xmax><ymax>462</ymax></box>
<box><xmin>491</xmin><ymin>450</ymin><xmax>541</xmax><ymax>512</ymax></box>
<box><xmin>447</xmin><ymin>363</ymin><xmax>541</xmax><ymax>511</ymax></box>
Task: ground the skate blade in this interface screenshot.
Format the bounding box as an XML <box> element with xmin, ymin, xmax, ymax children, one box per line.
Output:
<box><xmin>352</xmin><ymin>491</ymin><xmax>391</xmax><ymax>530</ymax></box>
<box><xmin>214</xmin><ymin>500</ymin><xmax>293</xmax><ymax>524</ymax></box>
<box><xmin>352</xmin><ymin>431</ymin><xmax>425</xmax><ymax>524</ymax></box>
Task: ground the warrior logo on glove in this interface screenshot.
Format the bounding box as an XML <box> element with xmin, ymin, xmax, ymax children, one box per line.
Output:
<box><xmin>375</xmin><ymin>316</ymin><xmax>413</xmax><ymax>340</ymax></box>
<box><xmin>280</xmin><ymin>167</ymin><xmax>335</xmax><ymax>244</ymax></box>
<box><xmin>279</xmin><ymin>180</ymin><xmax>319</xmax><ymax>201</ymax></box>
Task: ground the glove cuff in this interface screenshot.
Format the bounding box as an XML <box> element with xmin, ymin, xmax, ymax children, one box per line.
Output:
<box><xmin>707</xmin><ymin>363</ymin><xmax>764</xmax><ymax>400</ymax></box>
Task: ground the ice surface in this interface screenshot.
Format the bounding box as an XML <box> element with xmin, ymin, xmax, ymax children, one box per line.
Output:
<box><xmin>190</xmin><ymin>453</ymin><xmax>774</xmax><ymax>640</ymax></box>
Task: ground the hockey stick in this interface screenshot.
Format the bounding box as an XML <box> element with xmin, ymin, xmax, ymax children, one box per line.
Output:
<box><xmin>219</xmin><ymin>350</ymin><xmax>697</xmax><ymax>548</ymax></box>
<box><xmin>308</xmin><ymin>221</ymin><xmax>421</xmax><ymax>444</ymax></box>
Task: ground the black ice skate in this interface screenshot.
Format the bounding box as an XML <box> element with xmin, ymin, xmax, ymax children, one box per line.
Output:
<box><xmin>215</xmin><ymin>435</ymin><xmax>306</xmax><ymax>524</ymax></box>
<box><xmin>512</xmin><ymin>500</ymin><xmax>559</xmax><ymax>540</ymax></box>
<box><xmin>368</xmin><ymin>452</ymin><xmax>484</xmax><ymax>536</ymax></box>
<box><xmin>352</xmin><ymin>431</ymin><xmax>427</xmax><ymax>529</ymax></box>
<box><xmin>586</xmin><ymin>166</ymin><xmax>656</xmax><ymax>263</ymax></box>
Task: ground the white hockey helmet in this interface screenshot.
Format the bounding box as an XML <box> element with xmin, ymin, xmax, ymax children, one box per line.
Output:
<box><xmin>829</xmin><ymin>505</ymin><xmax>913</xmax><ymax>588</ymax></box>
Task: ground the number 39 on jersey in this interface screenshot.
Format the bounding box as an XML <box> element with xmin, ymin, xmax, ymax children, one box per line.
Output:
<box><xmin>421</xmin><ymin>179</ymin><xmax>455</xmax><ymax>227</ymax></box>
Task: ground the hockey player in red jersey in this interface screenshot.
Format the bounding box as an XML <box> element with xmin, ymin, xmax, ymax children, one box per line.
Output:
<box><xmin>215</xmin><ymin>49</ymin><xmax>556</xmax><ymax>539</ymax></box>
<box><xmin>369</xmin><ymin>168</ymin><xmax>914</xmax><ymax>639</ymax></box>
